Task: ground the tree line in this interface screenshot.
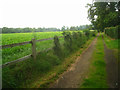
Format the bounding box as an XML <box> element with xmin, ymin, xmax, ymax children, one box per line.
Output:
<box><xmin>0</xmin><ymin>25</ymin><xmax>93</xmax><ymax>33</ymax></box>
<box><xmin>1</xmin><ymin>27</ymin><xmax>61</xmax><ymax>33</ymax></box>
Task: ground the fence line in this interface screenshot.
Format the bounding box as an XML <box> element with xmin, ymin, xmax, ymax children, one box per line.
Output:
<box><xmin>0</xmin><ymin>36</ymin><xmax>63</xmax><ymax>49</ymax></box>
<box><xmin>0</xmin><ymin>41</ymin><xmax>31</xmax><ymax>49</ymax></box>
<box><xmin>1</xmin><ymin>36</ymin><xmax>64</xmax><ymax>68</ymax></box>
<box><xmin>1</xmin><ymin>54</ymin><xmax>32</xmax><ymax>68</ymax></box>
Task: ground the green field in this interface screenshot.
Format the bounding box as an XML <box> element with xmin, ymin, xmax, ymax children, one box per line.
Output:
<box><xmin>2</xmin><ymin>32</ymin><xmax>63</xmax><ymax>64</ymax></box>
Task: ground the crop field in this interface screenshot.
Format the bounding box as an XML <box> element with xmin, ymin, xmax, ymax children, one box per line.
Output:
<box><xmin>2</xmin><ymin>32</ymin><xmax>64</xmax><ymax>64</ymax></box>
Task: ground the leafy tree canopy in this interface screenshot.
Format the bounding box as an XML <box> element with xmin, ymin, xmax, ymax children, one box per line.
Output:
<box><xmin>87</xmin><ymin>1</ymin><xmax>120</xmax><ymax>32</ymax></box>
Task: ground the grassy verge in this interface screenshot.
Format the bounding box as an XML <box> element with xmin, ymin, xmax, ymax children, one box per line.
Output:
<box><xmin>26</xmin><ymin>36</ymin><xmax>96</xmax><ymax>88</ymax></box>
<box><xmin>103</xmin><ymin>33</ymin><xmax>119</xmax><ymax>61</ymax></box>
<box><xmin>80</xmin><ymin>33</ymin><xmax>108</xmax><ymax>88</ymax></box>
<box><xmin>103</xmin><ymin>34</ymin><xmax>119</xmax><ymax>49</ymax></box>
<box><xmin>2</xmin><ymin>36</ymin><xmax>96</xmax><ymax>88</ymax></box>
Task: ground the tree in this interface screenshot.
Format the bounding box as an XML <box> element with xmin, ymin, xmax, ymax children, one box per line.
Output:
<box><xmin>70</xmin><ymin>26</ymin><xmax>76</xmax><ymax>31</ymax></box>
<box><xmin>87</xmin><ymin>1</ymin><xmax>120</xmax><ymax>32</ymax></box>
<box><xmin>61</xmin><ymin>26</ymin><xmax>66</xmax><ymax>31</ymax></box>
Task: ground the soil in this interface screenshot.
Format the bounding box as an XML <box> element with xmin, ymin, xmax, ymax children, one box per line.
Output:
<box><xmin>50</xmin><ymin>37</ymin><xmax>98</xmax><ymax>88</ymax></box>
<box><xmin>103</xmin><ymin>37</ymin><xmax>118</xmax><ymax>88</ymax></box>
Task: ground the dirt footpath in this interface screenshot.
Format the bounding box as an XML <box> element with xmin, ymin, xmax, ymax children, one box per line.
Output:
<box><xmin>103</xmin><ymin>38</ymin><xmax>118</xmax><ymax>88</ymax></box>
<box><xmin>50</xmin><ymin>37</ymin><xmax>98</xmax><ymax>88</ymax></box>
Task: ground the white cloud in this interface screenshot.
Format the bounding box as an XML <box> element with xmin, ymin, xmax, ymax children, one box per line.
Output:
<box><xmin>0</xmin><ymin>0</ymin><xmax>92</xmax><ymax>28</ymax></box>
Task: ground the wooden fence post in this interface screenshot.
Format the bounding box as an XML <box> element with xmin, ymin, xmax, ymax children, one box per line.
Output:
<box><xmin>32</xmin><ymin>38</ymin><xmax>36</xmax><ymax>60</ymax></box>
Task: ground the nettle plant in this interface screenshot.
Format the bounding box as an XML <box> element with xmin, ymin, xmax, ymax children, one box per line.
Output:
<box><xmin>53</xmin><ymin>36</ymin><xmax>63</xmax><ymax>59</ymax></box>
<box><xmin>76</xmin><ymin>32</ymin><xmax>84</xmax><ymax>47</ymax></box>
<box><xmin>53</xmin><ymin>31</ymin><xmax>94</xmax><ymax>58</ymax></box>
<box><xmin>63</xmin><ymin>32</ymin><xmax>73</xmax><ymax>52</ymax></box>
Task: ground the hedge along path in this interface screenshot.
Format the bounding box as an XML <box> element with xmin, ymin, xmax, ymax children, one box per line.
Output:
<box><xmin>50</xmin><ymin>34</ymin><xmax>99</xmax><ymax>88</ymax></box>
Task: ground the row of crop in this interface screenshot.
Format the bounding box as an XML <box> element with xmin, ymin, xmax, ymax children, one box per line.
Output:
<box><xmin>2</xmin><ymin>30</ymin><xmax>97</xmax><ymax>88</ymax></box>
<box><xmin>104</xmin><ymin>25</ymin><xmax>120</xmax><ymax>39</ymax></box>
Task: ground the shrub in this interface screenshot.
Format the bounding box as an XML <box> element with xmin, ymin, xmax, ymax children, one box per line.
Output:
<box><xmin>64</xmin><ymin>32</ymin><xmax>73</xmax><ymax>52</ymax></box>
<box><xmin>72</xmin><ymin>32</ymin><xmax>79</xmax><ymax>49</ymax></box>
<box><xmin>53</xmin><ymin>36</ymin><xmax>63</xmax><ymax>59</ymax></box>
<box><xmin>84</xmin><ymin>30</ymin><xmax>91</xmax><ymax>40</ymax></box>
<box><xmin>61</xmin><ymin>31</ymin><xmax>92</xmax><ymax>53</ymax></box>
<box><xmin>104</xmin><ymin>25</ymin><xmax>120</xmax><ymax>39</ymax></box>
<box><xmin>91</xmin><ymin>31</ymin><xmax>97</xmax><ymax>37</ymax></box>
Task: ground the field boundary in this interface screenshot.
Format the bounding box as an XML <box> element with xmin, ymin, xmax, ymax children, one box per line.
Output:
<box><xmin>1</xmin><ymin>36</ymin><xmax>63</xmax><ymax>68</ymax></box>
<box><xmin>0</xmin><ymin>36</ymin><xmax>63</xmax><ymax>49</ymax></box>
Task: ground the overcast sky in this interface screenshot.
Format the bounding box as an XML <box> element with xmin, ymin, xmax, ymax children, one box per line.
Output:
<box><xmin>0</xmin><ymin>0</ymin><xmax>93</xmax><ymax>29</ymax></box>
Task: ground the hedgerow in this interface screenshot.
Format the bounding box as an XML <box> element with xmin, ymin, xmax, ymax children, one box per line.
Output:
<box><xmin>53</xmin><ymin>30</ymin><xmax>96</xmax><ymax>58</ymax></box>
<box><xmin>104</xmin><ymin>25</ymin><xmax>120</xmax><ymax>39</ymax></box>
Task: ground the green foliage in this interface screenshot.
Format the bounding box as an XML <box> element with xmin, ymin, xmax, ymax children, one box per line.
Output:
<box><xmin>103</xmin><ymin>34</ymin><xmax>119</xmax><ymax>62</ymax></box>
<box><xmin>72</xmin><ymin>32</ymin><xmax>86</xmax><ymax>48</ymax></box>
<box><xmin>62</xmin><ymin>30</ymin><xmax>96</xmax><ymax>53</ymax></box>
<box><xmin>87</xmin><ymin>2</ymin><xmax>120</xmax><ymax>32</ymax></box>
<box><xmin>2</xmin><ymin>51</ymin><xmax>61</xmax><ymax>88</ymax></box>
<box><xmin>1</xmin><ymin>27</ymin><xmax>61</xmax><ymax>33</ymax></box>
<box><xmin>103</xmin><ymin>34</ymin><xmax>119</xmax><ymax>50</ymax></box>
<box><xmin>60</xmin><ymin>25</ymin><xmax>94</xmax><ymax>31</ymax></box>
<box><xmin>2</xmin><ymin>30</ymin><xmax>97</xmax><ymax>64</ymax></box>
<box><xmin>1</xmin><ymin>25</ymin><xmax>93</xmax><ymax>33</ymax></box>
<box><xmin>90</xmin><ymin>30</ymin><xmax>97</xmax><ymax>37</ymax></box>
<box><xmin>84</xmin><ymin>30</ymin><xmax>91</xmax><ymax>40</ymax></box>
<box><xmin>83</xmin><ymin>30</ymin><xmax>97</xmax><ymax>40</ymax></box>
<box><xmin>63</xmin><ymin>32</ymin><xmax>73</xmax><ymax>52</ymax></box>
<box><xmin>104</xmin><ymin>25</ymin><xmax>120</xmax><ymax>39</ymax></box>
<box><xmin>2</xmin><ymin>32</ymin><xmax>63</xmax><ymax>64</ymax></box>
<box><xmin>72</xmin><ymin>32</ymin><xmax>79</xmax><ymax>48</ymax></box>
<box><xmin>53</xmin><ymin>36</ymin><xmax>63</xmax><ymax>59</ymax></box>
<box><xmin>61</xmin><ymin>26</ymin><xmax>66</xmax><ymax>31</ymax></box>
<box><xmin>2</xmin><ymin>30</ymin><xmax>96</xmax><ymax>88</ymax></box>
